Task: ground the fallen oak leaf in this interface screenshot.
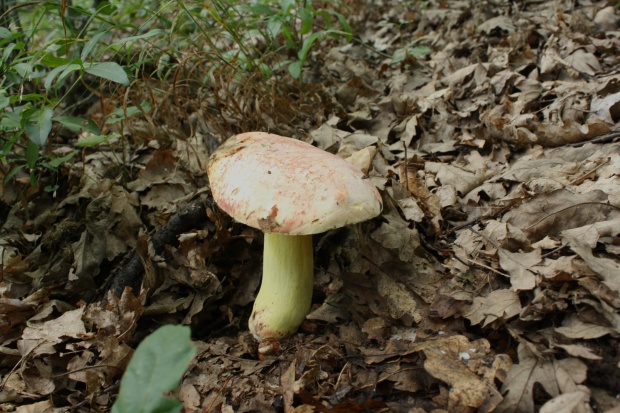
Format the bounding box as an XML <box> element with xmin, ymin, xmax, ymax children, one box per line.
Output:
<box><xmin>555</xmin><ymin>314</ymin><xmax>612</xmax><ymax>340</ymax></box>
<box><xmin>503</xmin><ymin>190</ymin><xmax>611</xmax><ymax>242</ymax></box>
<box><xmin>18</xmin><ymin>306</ymin><xmax>87</xmax><ymax>357</ymax></box>
<box><xmin>498</xmin><ymin>249</ymin><xmax>541</xmax><ymax>291</ymax></box>
<box><xmin>496</xmin><ymin>344</ymin><xmax>592</xmax><ymax>413</ymax></box>
<box><xmin>539</xmin><ymin>390</ymin><xmax>592</xmax><ymax>413</ymax></box>
<box><xmin>462</xmin><ymin>289</ymin><xmax>521</xmax><ymax>327</ymax></box>
<box><xmin>563</xmin><ymin>222</ymin><xmax>620</xmax><ymax>295</ymax></box>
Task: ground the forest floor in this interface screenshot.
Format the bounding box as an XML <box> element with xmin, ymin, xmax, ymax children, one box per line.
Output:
<box><xmin>1</xmin><ymin>0</ymin><xmax>620</xmax><ymax>412</ymax></box>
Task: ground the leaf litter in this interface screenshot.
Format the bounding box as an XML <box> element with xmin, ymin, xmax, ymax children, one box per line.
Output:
<box><xmin>2</xmin><ymin>0</ymin><xmax>620</xmax><ymax>411</ymax></box>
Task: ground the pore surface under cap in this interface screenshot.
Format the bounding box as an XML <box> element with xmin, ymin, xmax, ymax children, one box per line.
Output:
<box><xmin>207</xmin><ymin>132</ymin><xmax>382</xmax><ymax>235</ymax></box>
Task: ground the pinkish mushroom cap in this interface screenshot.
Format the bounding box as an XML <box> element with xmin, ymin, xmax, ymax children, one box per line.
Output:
<box><xmin>206</xmin><ymin>132</ymin><xmax>382</xmax><ymax>234</ymax></box>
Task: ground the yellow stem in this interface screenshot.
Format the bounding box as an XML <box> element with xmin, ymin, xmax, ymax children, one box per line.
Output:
<box><xmin>249</xmin><ymin>233</ymin><xmax>314</xmax><ymax>341</ymax></box>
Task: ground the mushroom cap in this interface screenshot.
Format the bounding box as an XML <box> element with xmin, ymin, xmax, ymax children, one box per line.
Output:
<box><xmin>207</xmin><ymin>132</ymin><xmax>382</xmax><ymax>235</ymax></box>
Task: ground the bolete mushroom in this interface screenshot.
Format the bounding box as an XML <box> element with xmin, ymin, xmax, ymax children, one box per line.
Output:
<box><xmin>207</xmin><ymin>132</ymin><xmax>382</xmax><ymax>343</ymax></box>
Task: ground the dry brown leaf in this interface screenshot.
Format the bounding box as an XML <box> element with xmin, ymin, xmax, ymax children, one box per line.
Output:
<box><xmin>128</xmin><ymin>149</ymin><xmax>188</xmax><ymax>191</ymax></box>
<box><xmin>482</xmin><ymin>89</ymin><xmax>612</xmax><ymax>147</ymax></box>
<box><xmin>594</xmin><ymin>6</ymin><xmax>620</xmax><ymax>32</ymax></box>
<box><xmin>14</xmin><ymin>400</ymin><xmax>54</xmax><ymax>413</ymax></box>
<box><xmin>591</xmin><ymin>91</ymin><xmax>620</xmax><ymax>124</ymax></box>
<box><xmin>22</xmin><ymin>359</ymin><xmax>54</xmax><ymax>396</ymax></box>
<box><xmin>397</xmin><ymin>197</ymin><xmax>425</xmax><ymax>222</ymax></box>
<box><xmin>463</xmin><ymin>289</ymin><xmax>521</xmax><ymax>327</ymax></box>
<box><xmin>499</xmin><ymin>158</ymin><xmax>580</xmax><ymax>183</ymax></box>
<box><xmin>377</xmin><ymin>272</ymin><xmax>422</xmax><ymax>323</ymax></box>
<box><xmin>424</xmin><ymin>348</ymin><xmax>503</xmax><ymax>412</ymax></box>
<box><xmin>563</xmin><ymin>222</ymin><xmax>620</xmax><ymax>295</ymax></box>
<box><xmin>498</xmin><ymin>249</ymin><xmax>541</xmax><ymax>291</ymax></box>
<box><xmin>555</xmin><ymin>314</ymin><xmax>613</xmax><ymax>340</ymax></box>
<box><xmin>282</xmin><ymin>361</ymin><xmax>297</xmax><ymax>413</ymax></box>
<box><xmin>345</xmin><ymin>147</ymin><xmax>377</xmax><ymax>174</ymax></box>
<box><xmin>371</xmin><ymin>210</ymin><xmax>421</xmax><ymax>263</ymax></box>
<box><xmin>533</xmin><ymin>255</ymin><xmax>596</xmax><ymax>282</ymax></box>
<box><xmin>476</xmin><ymin>15</ymin><xmax>515</xmax><ymax>35</ymax></box>
<box><xmin>0</xmin><ymin>299</ymin><xmax>36</xmax><ymax>344</ymax></box>
<box><xmin>426</xmin><ymin>162</ymin><xmax>495</xmax><ymax>196</ymax></box>
<box><xmin>361</xmin><ymin>317</ymin><xmax>391</xmax><ymax>342</ymax></box>
<box><xmin>482</xmin><ymin>220</ymin><xmax>531</xmax><ymax>252</ymax></box>
<box><xmin>178</xmin><ymin>382</ymin><xmax>201</xmax><ymax>411</ymax></box>
<box><xmin>497</xmin><ymin>344</ymin><xmax>591</xmax><ymax>413</ymax></box>
<box><xmin>566</xmin><ymin>49</ymin><xmax>601</xmax><ymax>76</ymax></box>
<box><xmin>174</xmin><ymin>134</ymin><xmax>211</xmax><ymax>177</ymax></box>
<box><xmin>310</xmin><ymin>120</ymin><xmax>348</xmax><ymax>150</ymax></box>
<box><xmin>306</xmin><ymin>293</ymin><xmax>351</xmax><ymax>324</ymax></box>
<box><xmin>84</xmin><ymin>290</ymin><xmax>143</xmax><ymax>341</ymax></box>
<box><xmin>18</xmin><ymin>306</ymin><xmax>86</xmax><ymax>356</ymax></box>
<box><xmin>553</xmin><ymin>343</ymin><xmax>602</xmax><ymax>361</ymax></box>
<box><xmin>503</xmin><ymin>189</ymin><xmax>611</xmax><ymax>242</ymax></box>
<box><xmin>539</xmin><ymin>390</ymin><xmax>593</xmax><ymax>413</ymax></box>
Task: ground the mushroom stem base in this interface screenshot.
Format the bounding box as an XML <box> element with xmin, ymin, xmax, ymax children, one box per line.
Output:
<box><xmin>249</xmin><ymin>233</ymin><xmax>314</xmax><ymax>341</ymax></box>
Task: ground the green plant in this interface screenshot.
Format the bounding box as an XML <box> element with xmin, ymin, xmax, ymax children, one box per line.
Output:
<box><xmin>112</xmin><ymin>325</ymin><xmax>196</xmax><ymax>413</ymax></box>
<box><xmin>0</xmin><ymin>0</ymin><xmax>172</xmax><ymax>186</ymax></box>
<box><xmin>1</xmin><ymin>0</ymin><xmax>355</xmax><ymax>187</ymax></box>
<box><xmin>0</xmin><ymin>4</ymin><xmax>133</xmax><ymax>186</ymax></box>
<box><xmin>186</xmin><ymin>0</ymin><xmax>352</xmax><ymax>80</ymax></box>
<box><xmin>391</xmin><ymin>37</ymin><xmax>431</xmax><ymax>64</ymax></box>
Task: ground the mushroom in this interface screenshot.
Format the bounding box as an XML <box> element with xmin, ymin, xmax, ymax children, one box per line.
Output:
<box><xmin>206</xmin><ymin>132</ymin><xmax>382</xmax><ymax>344</ymax></box>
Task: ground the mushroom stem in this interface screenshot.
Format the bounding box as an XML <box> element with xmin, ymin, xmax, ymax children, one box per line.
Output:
<box><xmin>249</xmin><ymin>233</ymin><xmax>314</xmax><ymax>341</ymax></box>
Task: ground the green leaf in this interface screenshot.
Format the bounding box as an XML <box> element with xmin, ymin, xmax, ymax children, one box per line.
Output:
<box><xmin>40</xmin><ymin>53</ymin><xmax>72</xmax><ymax>68</ymax></box>
<box><xmin>3</xmin><ymin>164</ymin><xmax>25</xmax><ymax>184</ymax></box>
<box><xmin>44</xmin><ymin>62</ymin><xmax>82</xmax><ymax>91</ymax></box>
<box><xmin>111</xmin><ymin>325</ymin><xmax>196</xmax><ymax>413</ymax></box>
<box><xmin>106</xmin><ymin>102</ymin><xmax>150</xmax><ymax>123</ymax></box>
<box><xmin>74</xmin><ymin>133</ymin><xmax>117</xmax><ymax>147</ymax></box>
<box><xmin>95</xmin><ymin>0</ymin><xmax>117</xmax><ymax>15</ymax></box>
<box><xmin>2</xmin><ymin>43</ymin><xmax>17</xmax><ymax>64</ymax></box>
<box><xmin>0</xmin><ymin>110</ymin><xmax>22</xmax><ymax>129</ymax></box>
<box><xmin>247</xmin><ymin>4</ymin><xmax>274</xmax><ymax>16</ymax></box>
<box><xmin>85</xmin><ymin>62</ymin><xmax>129</xmax><ymax>85</ymax></box>
<box><xmin>54</xmin><ymin>116</ymin><xmax>101</xmax><ymax>135</ymax></box>
<box><xmin>297</xmin><ymin>32</ymin><xmax>323</xmax><ymax>63</ymax></box>
<box><xmin>279</xmin><ymin>24</ymin><xmax>296</xmax><ymax>50</ymax></box>
<box><xmin>57</xmin><ymin>62</ymin><xmax>84</xmax><ymax>86</ymax></box>
<box><xmin>81</xmin><ymin>30</ymin><xmax>109</xmax><ymax>61</ymax></box>
<box><xmin>299</xmin><ymin>8</ymin><xmax>313</xmax><ymax>35</ymax></box>
<box><xmin>410</xmin><ymin>45</ymin><xmax>431</xmax><ymax>56</ymax></box>
<box><xmin>8</xmin><ymin>93</ymin><xmax>44</xmax><ymax>104</ymax></box>
<box><xmin>13</xmin><ymin>62</ymin><xmax>45</xmax><ymax>80</ymax></box>
<box><xmin>25</xmin><ymin>107</ymin><xmax>54</xmax><ymax>146</ymax></box>
<box><xmin>107</xmin><ymin>29</ymin><xmax>164</xmax><ymax>50</ymax></box>
<box><xmin>42</xmin><ymin>151</ymin><xmax>77</xmax><ymax>169</ymax></box>
<box><xmin>258</xmin><ymin>63</ymin><xmax>272</xmax><ymax>79</ymax></box>
<box><xmin>29</xmin><ymin>169</ymin><xmax>37</xmax><ymax>187</ymax></box>
<box><xmin>279</xmin><ymin>0</ymin><xmax>294</xmax><ymax>14</ymax></box>
<box><xmin>0</xmin><ymin>27</ymin><xmax>12</xmax><ymax>39</ymax></box>
<box><xmin>391</xmin><ymin>45</ymin><xmax>431</xmax><ymax>64</ymax></box>
<box><xmin>0</xmin><ymin>92</ymin><xmax>9</xmax><ymax>110</ymax></box>
<box><xmin>330</xmin><ymin>11</ymin><xmax>353</xmax><ymax>41</ymax></box>
<box><xmin>266</xmin><ymin>19</ymin><xmax>283</xmax><ymax>39</ymax></box>
<box><xmin>26</xmin><ymin>140</ymin><xmax>39</xmax><ymax>168</ymax></box>
<box><xmin>288</xmin><ymin>60</ymin><xmax>301</xmax><ymax>79</ymax></box>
